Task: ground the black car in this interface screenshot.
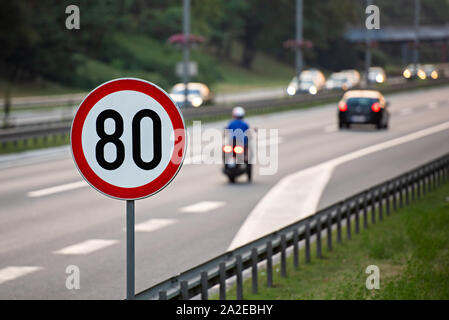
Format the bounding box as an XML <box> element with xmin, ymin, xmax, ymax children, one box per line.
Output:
<box><xmin>338</xmin><ymin>90</ymin><xmax>389</xmax><ymax>130</ymax></box>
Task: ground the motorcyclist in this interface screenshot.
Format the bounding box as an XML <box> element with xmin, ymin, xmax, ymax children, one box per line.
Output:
<box><xmin>226</xmin><ymin>106</ymin><xmax>249</xmax><ymax>146</ymax></box>
<box><xmin>224</xmin><ymin>106</ymin><xmax>252</xmax><ymax>182</ymax></box>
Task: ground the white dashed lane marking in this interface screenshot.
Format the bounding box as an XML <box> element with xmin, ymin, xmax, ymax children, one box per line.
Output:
<box><xmin>180</xmin><ymin>201</ymin><xmax>226</xmax><ymax>213</ymax></box>
<box><xmin>0</xmin><ymin>266</ymin><xmax>43</xmax><ymax>285</ymax></box>
<box><xmin>53</xmin><ymin>239</ymin><xmax>118</xmax><ymax>255</ymax></box>
<box><xmin>28</xmin><ymin>181</ymin><xmax>88</xmax><ymax>198</ymax></box>
<box><xmin>134</xmin><ymin>219</ymin><xmax>177</xmax><ymax>232</ymax></box>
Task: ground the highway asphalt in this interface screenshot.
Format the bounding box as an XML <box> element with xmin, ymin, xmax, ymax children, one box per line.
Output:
<box><xmin>0</xmin><ymin>85</ymin><xmax>448</xmax><ymax>299</ymax></box>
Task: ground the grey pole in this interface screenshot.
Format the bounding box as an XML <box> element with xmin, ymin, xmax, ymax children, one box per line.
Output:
<box><xmin>183</xmin><ymin>0</ymin><xmax>190</xmax><ymax>107</ymax></box>
<box><xmin>295</xmin><ymin>0</ymin><xmax>304</xmax><ymax>78</ymax></box>
<box><xmin>126</xmin><ymin>200</ymin><xmax>135</xmax><ymax>300</ymax></box>
<box><xmin>413</xmin><ymin>0</ymin><xmax>420</xmax><ymax>67</ymax></box>
<box><xmin>364</xmin><ymin>0</ymin><xmax>373</xmax><ymax>87</ymax></box>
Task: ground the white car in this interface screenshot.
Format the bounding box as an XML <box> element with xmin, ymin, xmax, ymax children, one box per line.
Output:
<box><xmin>341</xmin><ymin>69</ymin><xmax>361</xmax><ymax>87</ymax></box>
<box><xmin>287</xmin><ymin>69</ymin><xmax>326</xmax><ymax>95</ymax></box>
<box><xmin>325</xmin><ymin>72</ymin><xmax>354</xmax><ymax>91</ymax></box>
<box><xmin>169</xmin><ymin>82</ymin><xmax>212</xmax><ymax>107</ymax></box>
<box><xmin>367</xmin><ymin>67</ymin><xmax>386</xmax><ymax>84</ymax></box>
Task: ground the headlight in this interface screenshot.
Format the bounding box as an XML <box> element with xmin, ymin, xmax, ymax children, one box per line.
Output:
<box><xmin>431</xmin><ymin>71</ymin><xmax>438</xmax><ymax>79</ymax></box>
<box><xmin>417</xmin><ymin>70</ymin><xmax>426</xmax><ymax>80</ymax></box>
<box><xmin>191</xmin><ymin>97</ymin><xmax>203</xmax><ymax>107</ymax></box>
<box><xmin>308</xmin><ymin>86</ymin><xmax>317</xmax><ymax>95</ymax></box>
<box><xmin>403</xmin><ymin>69</ymin><xmax>411</xmax><ymax>78</ymax></box>
<box><xmin>287</xmin><ymin>86</ymin><xmax>296</xmax><ymax>96</ymax></box>
<box><xmin>375</xmin><ymin>74</ymin><xmax>384</xmax><ymax>83</ymax></box>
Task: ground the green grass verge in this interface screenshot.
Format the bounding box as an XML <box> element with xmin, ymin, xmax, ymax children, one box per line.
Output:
<box><xmin>0</xmin><ymin>135</ymin><xmax>70</xmax><ymax>155</ymax></box>
<box><xmin>222</xmin><ymin>182</ymin><xmax>449</xmax><ymax>300</ymax></box>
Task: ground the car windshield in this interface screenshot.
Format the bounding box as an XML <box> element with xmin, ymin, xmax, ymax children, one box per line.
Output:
<box><xmin>346</xmin><ymin>97</ymin><xmax>378</xmax><ymax>108</ymax></box>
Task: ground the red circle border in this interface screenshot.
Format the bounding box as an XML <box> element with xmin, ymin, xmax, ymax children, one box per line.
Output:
<box><xmin>71</xmin><ymin>78</ymin><xmax>186</xmax><ymax>200</ymax></box>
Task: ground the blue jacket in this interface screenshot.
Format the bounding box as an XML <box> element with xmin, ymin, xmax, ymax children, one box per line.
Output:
<box><xmin>226</xmin><ymin>119</ymin><xmax>249</xmax><ymax>145</ymax></box>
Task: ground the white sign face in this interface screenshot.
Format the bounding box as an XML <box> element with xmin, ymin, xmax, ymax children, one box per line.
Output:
<box><xmin>71</xmin><ymin>78</ymin><xmax>186</xmax><ymax>200</ymax></box>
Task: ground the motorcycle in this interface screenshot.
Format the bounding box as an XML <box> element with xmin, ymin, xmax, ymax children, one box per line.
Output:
<box><xmin>222</xmin><ymin>130</ymin><xmax>254</xmax><ymax>183</ymax></box>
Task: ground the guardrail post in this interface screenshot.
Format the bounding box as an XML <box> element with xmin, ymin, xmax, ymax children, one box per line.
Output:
<box><xmin>411</xmin><ymin>173</ymin><xmax>416</xmax><ymax>202</ymax></box>
<box><xmin>378</xmin><ymin>187</ymin><xmax>383</xmax><ymax>221</ymax></box>
<box><xmin>305</xmin><ymin>222</ymin><xmax>311</xmax><ymax>263</ymax></box>
<box><xmin>355</xmin><ymin>199</ymin><xmax>360</xmax><ymax>234</ymax></box>
<box><xmin>219</xmin><ymin>262</ymin><xmax>226</xmax><ymax>300</ymax></box>
<box><xmin>293</xmin><ymin>228</ymin><xmax>299</xmax><ymax>269</ymax></box>
<box><xmin>399</xmin><ymin>179</ymin><xmax>404</xmax><ymax>209</ymax></box>
<box><xmin>423</xmin><ymin>168</ymin><xmax>427</xmax><ymax>195</ymax></box>
<box><xmin>281</xmin><ymin>235</ymin><xmax>287</xmax><ymax>277</ymax></box>
<box><xmin>437</xmin><ymin>162</ymin><xmax>441</xmax><ymax>188</ymax></box>
<box><xmin>346</xmin><ymin>203</ymin><xmax>351</xmax><ymax>240</ymax></box>
<box><xmin>316</xmin><ymin>216</ymin><xmax>322</xmax><ymax>258</ymax></box>
<box><xmin>405</xmin><ymin>176</ymin><xmax>410</xmax><ymax>206</ymax></box>
<box><xmin>337</xmin><ymin>205</ymin><xmax>342</xmax><ymax>243</ymax></box>
<box><xmin>386</xmin><ymin>183</ymin><xmax>391</xmax><ymax>216</ymax></box>
<box><xmin>199</xmin><ymin>271</ymin><xmax>208</xmax><ymax>300</ymax></box>
<box><xmin>444</xmin><ymin>159</ymin><xmax>449</xmax><ymax>183</ymax></box>
<box><xmin>371</xmin><ymin>191</ymin><xmax>376</xmax><ymax>224</ymax></box>
<box><xmin>159</xmin><ymin>291</ymin><xmax>167</xmax><ymax>300</ymax></box>
<box><xmin>236</xmin><ymin>255</ymin><xmax>243</xmax><ymax>300</ymax></box>
<box><xmin>181</xmin><ymin>280</ymin><xmax>189</xmax><ymax>300</ymax></box>
<box><xmin>393</xmin><ymin>182</ymin><xmax>398</xmax><ymax>211</ymax></box>
<box><xmin>327</xmin><ymin>211</ymin><xmax>333</xmax><ymax>251</ymax></box>
<box><xmin>267</xmin><ymin>241</ymin><xmax>273</xmax><ymax>288</ymax></box>
<box><xmin>363</xmin><ymin>193</ymin><xmax>368</xmax><ymax>229</ymax></box>
<box><xmin>416</xmin><ymin>169</ymin><xmax>422</xmax><ymax>199</ymax></box>
<box><xmin>429</xmin><ymin>164</ymin><xmax>435</xmax><ymax>192</ymax></box>
<box><xmin>251</xmin><ymin>248</ymin><xmax>258</xmax><ymax>294</ymax></box>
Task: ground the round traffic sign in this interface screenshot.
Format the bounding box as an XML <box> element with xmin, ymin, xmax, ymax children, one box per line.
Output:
<box><xmin>71</xmin><ymin>78</ymin><xmax>186</xmax><ymax>200</ymax></box>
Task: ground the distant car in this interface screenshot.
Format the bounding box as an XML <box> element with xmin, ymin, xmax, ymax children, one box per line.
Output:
<box><xmin>287</xmin><ymin>69</ymin><xmax>326</xmax><ymax>96</ymax></box>
<box><xmin>422</xmin><ymin>64</ymin><xmax>439</xmax><ymax>80</ymax></box>
<box><xmin>325</xmin><ymin>72</ymin><xmax>354</xmax><ymax>91</ymax></box>
<box><xmin>402</xmin><ymin>64</ymin><xmax>426</xmax><ymax>80</ymax></box>
<box><xmin>367</xmin><ymin>67</ymin><xmax>386</xmax><ymax>84</ymax></box>
<box><xmin>341</xmin><ymin>69</ymin><xmax>361</xmax><ymax>87</ymax></box>
<box><xmin>169</xmin><ymin>82</ymin><xmax>212</xmax><ymax>107</ymax></box>
<box><xmin>338</xmin><ymin>90</ymin><xmax>389</xmax><ymax>130</ymax></box>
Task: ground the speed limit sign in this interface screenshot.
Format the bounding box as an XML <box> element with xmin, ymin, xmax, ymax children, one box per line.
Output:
<box><xmin>71</xmin><ymin>78</ymin><xmax>186</xmax><ymax>299</ymax></box>
<box><xmin>71</xmin><ymin>78</ymin><xmax>186</xmax><ymax>200</ymax></box>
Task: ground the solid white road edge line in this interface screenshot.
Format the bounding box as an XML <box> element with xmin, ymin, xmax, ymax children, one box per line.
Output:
<box><xmin>228</xmin><ymin>120</ymin><xmax>449</xmax><ymax>250</ymax></box>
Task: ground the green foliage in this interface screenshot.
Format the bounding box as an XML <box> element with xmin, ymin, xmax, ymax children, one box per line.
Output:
<box><xmin>2</xmin><ymin>0</ymin><xmax>449</xmax><ymax>92</ymax></box>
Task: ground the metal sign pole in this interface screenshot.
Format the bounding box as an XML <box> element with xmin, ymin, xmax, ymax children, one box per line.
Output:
<box><xmin>126</xmin><ymin>200</ymin><xmax>135</xmax><ymax>300</ymax></box>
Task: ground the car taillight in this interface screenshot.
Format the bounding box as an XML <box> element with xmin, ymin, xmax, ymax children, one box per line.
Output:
<box><xmin>234</xmin><ymin>146</ymin><xmax>244</xmax><ymax>154</ymax></box>
<box><xmin>371</xmin><ymin>102</ymin><xmax>381</xmax><ymax>112</ymax></box>
<box><xmin>223</xmin><ymin>145</ymin><xmax>233</xmax><ymax>153</ymax></box>
<box><xmin>338</xmin><ymin>102</ymin><xmax>347</xmax><ymax>112</ymax></box>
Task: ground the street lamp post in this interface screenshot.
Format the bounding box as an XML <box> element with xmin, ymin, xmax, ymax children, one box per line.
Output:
<box><xmin>295</xmin><ymin>0</ymin><xmax>304</xmax><ymax>79</ymax></box>
<box><xmin>183</xmin><ymin>0</ymin><xmax>190</xmax><ymax>107</ymax></box>
<box><xmin>364</xmin><ymin>0</ymin><xmax>373</xmax><ymax>87</ymax></box>
<box><xmin>413</xmin><ymin>0</ymin><xmax>420</xmax><ymax>67</ymax></box>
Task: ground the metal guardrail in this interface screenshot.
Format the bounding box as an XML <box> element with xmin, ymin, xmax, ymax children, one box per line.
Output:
<box><xmin>1</xmin><ymin>77</ymin><xmax>449</xmax><ymax>150</ymax></box>
<box><xmin>135</xmin><ymin>153</ymin><xmax>449</xmax><ymax>300</ymax></box>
